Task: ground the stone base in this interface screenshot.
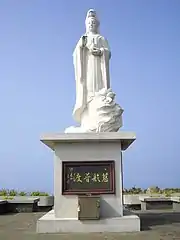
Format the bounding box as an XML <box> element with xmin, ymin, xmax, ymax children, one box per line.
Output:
<box><xmin>36</xmin><ymin>210</ymin><xmax>140</xmax><ymax>233</ymax></box>
<box><xmin>140</xmin><ymin>197</ymin><xmax>172</xmax><ymax>211</ymax></box>
<box><xmin>0</xmin><ymin>200</ymin><xmax>8</xmax><ymax>214</ymax></box>
<box><xmin>173</xmin><ymin>202</ymin><xmax>180</xmax><ymax>211</ymax></box>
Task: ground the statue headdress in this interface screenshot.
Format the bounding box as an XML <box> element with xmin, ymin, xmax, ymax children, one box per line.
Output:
<box><xmin>85</xmin><ymin>9</ymin><xmax>100</xmax><ymax>32</ymax></box>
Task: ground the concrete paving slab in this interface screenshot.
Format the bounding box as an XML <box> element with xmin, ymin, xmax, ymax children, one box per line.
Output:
<box><xmin>0</xmin><ymin>210</ymin><xmax>180</xmax><ymax>239</ymax></box>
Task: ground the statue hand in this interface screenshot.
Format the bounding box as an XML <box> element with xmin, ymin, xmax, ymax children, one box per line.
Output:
<box><xmin>79</xmin><ymin>38</ymin><xmax>83</xmax><ymax>47</ymax></box>
<box><xmin>79</xmin><ymin>36</ymin><xmax>87</xmax><ymax>48</ymax></box>
<box><xmin>90</xmin><ymin>47</ymin><xmax>102</xmax><ymax>56</ymax></box>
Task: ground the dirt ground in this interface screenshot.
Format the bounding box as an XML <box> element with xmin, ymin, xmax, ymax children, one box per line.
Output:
<box><xmin>0</xmin><ymin>210</ymin><xmax>180</xmax><ymax>239</ymax></box>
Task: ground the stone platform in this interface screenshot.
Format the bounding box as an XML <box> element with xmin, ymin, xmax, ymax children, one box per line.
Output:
<box><xmin>37</xmin><ymin>210</ymin><xmax>140</xmax><ymax>233</ymax></box>
<box><xmin>37</xmin><ymin>132</ymin><xmax>139</xmax><ymax>233</ymax></box>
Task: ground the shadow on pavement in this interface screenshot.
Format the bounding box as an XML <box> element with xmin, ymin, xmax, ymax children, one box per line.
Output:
<box><xmin>0</xmin><ymin>212</ymin><xmax>17</xmax><ymax>216</ymax></box>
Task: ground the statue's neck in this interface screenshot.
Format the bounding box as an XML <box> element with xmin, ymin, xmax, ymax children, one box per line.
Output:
<box><xmin>86</xmin><ymin>32</ymin><xmax>100</xmax><ymax>37</ymax></box>
<box><xmin>86</xmin><ymin>31</ymin><xmax>99</xmax><ymax>35</ymax></box>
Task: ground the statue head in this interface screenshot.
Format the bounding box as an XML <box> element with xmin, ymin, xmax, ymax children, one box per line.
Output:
<box><xmin>85</xmin><ymin>9</ymin><xmax>100</xmax><ymax>34</ymax></box>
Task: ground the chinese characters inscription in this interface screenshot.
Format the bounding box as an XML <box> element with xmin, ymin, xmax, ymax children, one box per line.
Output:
<box><xmin>67</xmin><ymin>169</ymin><xmax>109</xmax><ymax>184</ymax></box>
<box><xmin>62</xmin><ymin>161</ymin><xmax>115</xmax><ymax>194</ymax></box>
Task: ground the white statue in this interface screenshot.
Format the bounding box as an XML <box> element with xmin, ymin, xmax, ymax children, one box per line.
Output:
<box><xmin>65</xmin><ymin>9</ymin><xmax>123</xmax><ymax>133</ymax></box>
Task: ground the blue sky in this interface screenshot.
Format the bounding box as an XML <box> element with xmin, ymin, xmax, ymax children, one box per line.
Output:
<box><xmin>0</xmin><ymin>0</ymin><xmax>180</xmax><ymax>193</ymax></box>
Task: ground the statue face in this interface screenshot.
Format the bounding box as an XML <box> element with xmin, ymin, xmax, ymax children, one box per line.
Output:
<box><xmin>86</xmin><ymin>17</ymin><xmax>98</xmax><ymax>33</ymax></box>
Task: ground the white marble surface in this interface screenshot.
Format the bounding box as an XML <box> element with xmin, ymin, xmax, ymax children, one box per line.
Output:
<box><xmin>171</xmin><ymin>197</ymin><xmax>180</xmax><ymax>202</ymax></box>
<box><xmin>65</xmin><ymin>9</ymin><xmax>123</xmax><ymax>133</ymax></box>
<box><xmin>37</xmin><ymin>210</ymin><xmax>140</xmax><ymax>233</ymax></box>
<box><xmin>53</xmin><ymin>140</ymin><xmax>123</xmax><ymax>219</ymax></box>
<box><xmin>40</xmin><ymin>132</ymin><xmax>136</xmax><ymax>151</ymax></box>
<box><xmin>65</xmin><ymin>88</ymin><xmax>123</xmax><ymax>133</ymax></box>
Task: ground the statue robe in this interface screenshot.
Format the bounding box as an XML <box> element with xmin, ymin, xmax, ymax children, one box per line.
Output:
<box><xmin>73</xmin><ymin>33</ymin><xmax>111</xmax><ymax>123</ymax></box>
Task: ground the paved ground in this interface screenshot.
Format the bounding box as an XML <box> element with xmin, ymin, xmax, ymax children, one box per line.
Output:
<box><xmin>0</xmin><ymin>210</ymin><xmax>180</xmax><ymax>239</ymax></box>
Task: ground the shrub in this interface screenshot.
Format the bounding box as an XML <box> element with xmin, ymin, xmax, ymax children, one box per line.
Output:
<box><xmin>146</xmin><ymin>186</ymin><xmax>161</xmax><ymax>195</ymax></box>
<box><xmin>8</xmin><ymin>189</ymin><xmax>18</xmax><ymax>196</ymax></box>
<box><xmin>128</xmin><ymin>186</ymin><xmax>143</xmax><ymax>194</ymax></box>
<box><xmin>0</xmin><ymin>188</ymin><xmax>8</xmax><ymax>196</ymax></box>
<box><xmin>30</xmin><ymin>191</ymin><xmax>49</xmax><ymax>196</ymax></box>
<box><xmin>3</xmin><ymin>196</ymin><xmax>14</xmax><ymax>200</ymax></box>
<box><xmin>19</xmin><ymin>191</ymin><xmax>27</xmax><ymax>196</ymax></box>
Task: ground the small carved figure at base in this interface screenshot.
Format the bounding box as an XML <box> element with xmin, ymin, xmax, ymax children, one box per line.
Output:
<box><xmin>65</xmin><ymin>88</ymin><xmax>123</xmax><ymax>133</ymax></box>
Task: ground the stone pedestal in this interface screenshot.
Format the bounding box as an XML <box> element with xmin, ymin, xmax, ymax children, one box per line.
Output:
<box><xmin>172</xmin><ymin>197</ymin><xmax>180</xmax><ymax>211</ymax></box>
<box><xmin>140</xmin><ymin>197</ymin><xmax>172</xmax><ymax>211</ymax></box>
<box><xmin>37</xmin><ymin>132</ymin><xmax>140</xmax><ymax>233</ymax></box>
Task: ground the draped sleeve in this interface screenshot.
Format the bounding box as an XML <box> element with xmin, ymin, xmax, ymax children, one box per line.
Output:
<box><xmin>100</xmin><ymin>36</ymin><xmax>111</xmax><ymax>89</ymax></box>
<box><xmin>72</xmin><ymin>37</ymin><xmax>87</xmax><ymax>123</ymax></box>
